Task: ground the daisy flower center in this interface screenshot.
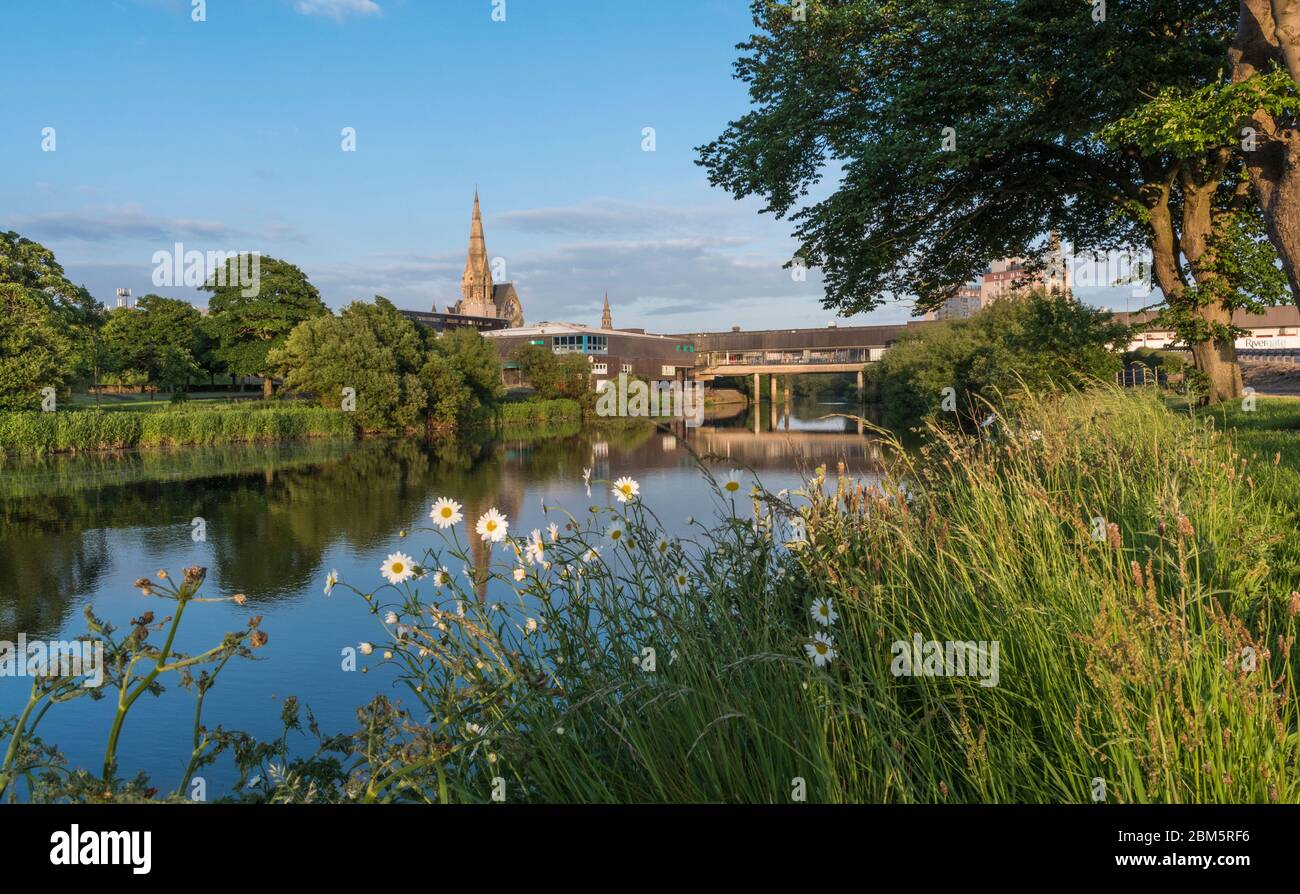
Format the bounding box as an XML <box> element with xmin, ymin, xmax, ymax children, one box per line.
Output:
<box><xmin>392</xmin><ymin>563</ymin><xmax>405</xmax><ymax>574</ymax></box>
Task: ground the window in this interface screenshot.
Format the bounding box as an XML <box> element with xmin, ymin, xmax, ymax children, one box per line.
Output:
<box><xmin>661</xmin><ymin>365</ymin><xmax>676</xmax><ymax>376</ymax></box>
<box><xmin>591</xmin><ymin>362</ymin><xmax>608</xmax><ymax>375</ymax></box>
<box><xmin>552</xmin><ymin>334</ymin><xmax>608</xmax><ymax>354</ymax></box>
<box><xmin>621</xmin><ymin>363</ymin><xmax>633</xmax><ymax>374</ymax></box>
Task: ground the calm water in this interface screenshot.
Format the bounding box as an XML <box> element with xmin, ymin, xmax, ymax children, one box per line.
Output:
<box><xmin>0</xmin><ymin>400</ymin><xmax>880</xmax><ymax>797</ymax></box>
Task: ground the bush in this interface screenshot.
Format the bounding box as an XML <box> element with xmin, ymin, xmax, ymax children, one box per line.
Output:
<box><xmin>866</xmin><ymin>289</ymin><xmax>1128</xmax><ymax>433</ymax></box>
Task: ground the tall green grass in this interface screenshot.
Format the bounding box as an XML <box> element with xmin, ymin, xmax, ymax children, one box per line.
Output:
<box><xmin>0</xmin><ymin>406</ymin><xmax>354</xmax><ymax>456</ymax></box>
<box><xmin>321</xmin><ymin>386</ymin><xmax>1299</xmax><ymax>803</ymax></box>
<box><xmin>498</xmin><ymin>398</ymin><xmax>582</xmax><ymax>425</ymax></box>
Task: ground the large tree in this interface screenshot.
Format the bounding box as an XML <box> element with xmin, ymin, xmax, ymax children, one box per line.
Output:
<box><xmin>202</xmin><ymin>255</ymin><xmax>328</xmax><ymax>397</ymax></box>
<box><xmin>697</xmin><ymin>0</ymin><xmax>1279</xmax><ymax>401</ymax></box>
<box><xmin>270</xmin><ymin>297</ymin><xmax>432</xmax><ymax>434</ymax></box>
<box><xmin>0</xmin><ymin>284</ymin><xmax>72</xmax><ymax>410</ymax></box>
<box><xmin>100</xmin><ymin>294</ymin><xmax>206</xmax><ymax>393</ymax></box>
<box><xmin>0</xmin><ymin>231</ymin><xmax>104</xmax><ymax>387</ymax></box>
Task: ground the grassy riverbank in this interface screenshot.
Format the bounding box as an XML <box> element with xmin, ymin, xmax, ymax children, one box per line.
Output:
<box><xmin>330</xmin><ymin>386</ymin><xmax>1300</xmax><ymax>803</ymax></box>
<box><xmin>0</xmin><ymin>405</ymin><xmax>355</xmax><ymax>455</ymax></box>
<box><xmin>0</xmin><ymin>397</ymin><xmax>587</xmax><ymax>456</ymax></box>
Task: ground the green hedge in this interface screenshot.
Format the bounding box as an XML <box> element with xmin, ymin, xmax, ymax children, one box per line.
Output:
<box><xmin>498</xmin><ymin>398</ymin><xmax>582</xmax><ymax>426</ymax></box>
<box><xmin>0</xmin><ymin>407</ymin><xmax>354</xmax><ymax>455</ymax></box>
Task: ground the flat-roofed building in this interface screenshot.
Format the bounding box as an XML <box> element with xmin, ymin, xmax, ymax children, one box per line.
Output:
<box><xmin>485</xmin><ymin>322</ymin><xmax>696</xmax><ymax>390</ymax></box>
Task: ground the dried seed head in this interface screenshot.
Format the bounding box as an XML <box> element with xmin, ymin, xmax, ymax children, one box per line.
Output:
<box><xmin>156</xmin><ymin>569</ymin><xmax>169</xmax><ymax>580</ymax></box>
<box><xmin>232</xmin><ymin>593</ymin><xmax>247</xmax><ymax>606</ymax></box>
<box><xmin>134</xmin><ymin>578</ymin><xmax>153</xmax><ymax>596</ymax></box>
<box><xmin>250</xmin><ymin>629</ymin><xmax>269</xmax><ymax>649</ymax></box>
<box><xmin>1176</xmin><ymin>514</ymin><xmax>1195</xmax><ymax>539</ymax></box>
<box><xmin>1106</xmin><ymin>522</ymin><xmax>1122</xmax><ymax>551</ymax></box>
<box><xmin>182</xmin><ymin>565</ymin><xmax>207</xmax><ymax>587</ymax></box>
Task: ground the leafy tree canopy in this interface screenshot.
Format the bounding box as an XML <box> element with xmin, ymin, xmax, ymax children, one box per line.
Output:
<box><xmin>202</xmin><ymin>256</ymin><xmax>328</xmax><ymax>382</ymax></box>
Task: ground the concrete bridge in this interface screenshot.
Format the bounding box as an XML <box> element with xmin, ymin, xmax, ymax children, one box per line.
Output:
<box><xmin>672</xmin><ymin>320</ymin><xmax>929</xmax><ymax>398</ymax></box>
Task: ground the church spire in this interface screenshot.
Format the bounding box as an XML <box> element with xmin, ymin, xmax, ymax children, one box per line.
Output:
<box><xmin>460</xmin><ymin>190</ymin><xmax>494</xmax><ymax>315</ymax></box>
<box><xmin>601</xmin><ymin>291</ymin><xmax>612</xmax><ymax>329</ymax></box>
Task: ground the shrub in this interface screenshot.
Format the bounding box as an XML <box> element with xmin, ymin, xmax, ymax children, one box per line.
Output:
<box><xmin>866</xmin><ymin>289</ymin><xmax>1129</xmax><ymax>433</ymax></box>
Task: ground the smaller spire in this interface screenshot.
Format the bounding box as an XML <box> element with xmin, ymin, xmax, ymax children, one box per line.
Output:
<box><xmin>601</xmin><ymin>291</ymin><xmax>612</xmax><ymax>329</ymax></box>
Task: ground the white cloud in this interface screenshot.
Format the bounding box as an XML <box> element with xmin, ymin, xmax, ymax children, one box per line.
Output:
<box><xmin>293</xmin><ymin>0</ymin><xmax>381</xmax><ymax>21</ymax></box>
<box><xmin>10</xmin><ymin>204</ymin><xmax>236</xmax><ymax>243</ymax></box>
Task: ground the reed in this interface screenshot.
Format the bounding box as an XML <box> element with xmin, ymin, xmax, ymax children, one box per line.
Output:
<box><xmin>0</xmin><ymin>406</ymin><xmax>354</xmax><ymax>456</ymax></box>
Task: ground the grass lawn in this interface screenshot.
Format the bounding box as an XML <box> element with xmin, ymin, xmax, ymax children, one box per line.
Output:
<box><xmin>67</xmin><ymin>391</ymin><xmax>272</xmax><ymax>412</ymax></box>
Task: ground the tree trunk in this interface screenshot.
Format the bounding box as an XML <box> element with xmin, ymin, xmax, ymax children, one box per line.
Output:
<box><xmin>1181</xmin><ymin>171</ymin><xmax>1244</xmax><ymax>403</ymax></box>
<box><xmin>1233</xmin><ymin>0</ymin><xmax>1300</xmax><ymax>305</ymax></box>
<box><xmin>262</xmin><ymin>376</ymin><xmax>273</xmax><ymax>399</ymax></box>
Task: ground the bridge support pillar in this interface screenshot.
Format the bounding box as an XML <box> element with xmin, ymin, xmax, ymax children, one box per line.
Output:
<box><xmin>769</xmin><ymin>374</ymin><xmax>777</xmax><ymax>406</ymax></box>
<box><xmin>753</xmin><ymin>372</ymin><xmax>760</xmax><ymax>405</ymax></box>
<box><xmin>856</xmin><ymin>369</ymin><xmax>865</xmax><ymax>400</ymax></box>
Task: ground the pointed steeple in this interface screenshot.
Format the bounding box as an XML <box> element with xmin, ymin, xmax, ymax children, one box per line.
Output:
<box><xmin>601</xmin><ymin>291</ymin><xmax>612</xmax><ymax>329</ymax></box>
<box><xmin>460</xmin><ymin>190</ymin><xmax>494</xmax><ymax>315</ymax></box>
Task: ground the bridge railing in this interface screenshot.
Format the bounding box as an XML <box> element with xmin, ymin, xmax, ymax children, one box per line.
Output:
<box><xmin>699</xmin><ymin>347</ymin><xmax>873</xmax><ymax>367</ymax></box>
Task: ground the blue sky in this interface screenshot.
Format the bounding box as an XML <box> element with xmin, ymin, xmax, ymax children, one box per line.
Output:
<box><xmin>1</xmin><ymin>0</ymin><xmax>1139</xmax><ymax>330</ymax></box>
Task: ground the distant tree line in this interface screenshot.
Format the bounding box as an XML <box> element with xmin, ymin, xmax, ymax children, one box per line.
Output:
<box><xmin>0</xmin><ymin>231</ymin><xmax>506</xmax><ymax>432</ymax></box>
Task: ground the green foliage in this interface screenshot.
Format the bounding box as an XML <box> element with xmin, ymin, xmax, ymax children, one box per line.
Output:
<box><xmin>697</xmin><ymin>0</ymin><xmax>1236</xmax><ymax>313</ymax></box>
<box><xmin>0</xmin><ymin>406</ymin><xmax>353</xmax><ymax>456</ymax></box>
<box><xmin>270</xmin><ymin>297</ymin><xmax>432</xmax><ymax>434</ymax></box>
<box><xmin>866</xmin><ymin>290</ymin><xmax>1128</xmax><ymax>432</ymax></box>
<box><xmin>508</xmin><ymin>344</ymin><xmax>592</xmax><ymax>402</ymax></box>
<box><xmin>100</xmin><ymin>294</ymin><xmax>207</xmax><ymax>392</ymax></box>
<box><xmin>1101</xmin><ymin>68</ymin><xmax>1300</xmax><ymax>159</ymax></box>
<box><xmin>270</xmin><ymin>300</ymin><xmax>504</xmax><ymax>434</ymax></box>
<box><xmin>498</xmin><ymin>398</ymin><xmax>582</xmax><ymax>426</ymax></box>
<box><xmin>431</xmin><ymin>325</ymin><xmax>503</xmax><ymax>409</ymax></box>
<box><xmin>202</xmin><ymin>256</ymin><xmax>329</xmax><ymax>382</ymax></box>
<box><xmin>0</xmin><ymin>284</ymin><xmax>73</xmax><ymax>410</ymax></box>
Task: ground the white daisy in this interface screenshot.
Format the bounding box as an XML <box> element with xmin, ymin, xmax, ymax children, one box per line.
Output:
<box><xmin>548</xmin><ymin>522</ymin><xmax>560</xmax><ymax>542</ymax></box>
<box><xmin>433</xmin><ymin>567</ymin><xmax>449</xmax><ymax>587</ymax></box>
<box><xmin>380</xmin><ymin>552</ymin><xmax>416</xmax><ymax>585</ymax></box>
<box><xmin>430</xmin><ymin>497</ymin><xmax>463</xmax><ymax>529</ymax></box>
<box><xmin>606</xmin><ymin>521</ymin><xmax>627</xmax><ymax>545</ymax></box>
<box><xmin>654</xmin><ymin>537</ymin><xmax>671</xmax><ymax>557</ymax></box>
<box><xmin>525</xmin><ymin>617</ymin><xmax>538</xmax><ymax>634</ymax></box>
<box><xmin>805</xmin><ymin>632</ymin><xmax>837</xmax><ymax>667</ymax></box>
<box><xmin>513</xmin><ymin>567</ymin><xmax>526</xmax><ymax>582</ymax></box>
<box><xmin>722</xmin><ymin>470</ymin><xmax>743</xmax><ymax>494</ymax></box>
<box><xmin>582</xmin><ymin>468</ymin><xmax>592</xmax><ymax>497</ymax></box>
<box><xmin>612</xmin><ymin>476</ymin><xmax>640</xmax><ymax>503</ymax></box>
<box><xmin>583</xmin><ymin>548</ymin><xmax>599</xmax><ymax>563</ymax></box>
<box><xmin>673</xmin><ymin>571</ymin><xmax>689</xmax><ymax>592</ymax></box>
<box><xmin>323</xmin><ymin>569</ymin><xmax>338</xmax><ymax>596</ymax></box>
<box><xmin>359</xmin><ymin>642</ymin><xmax>374</xmax><ymax>656</ymax></box>
<box><xmin>384</xmin><ymin>611</ymin><xmax>399</xmax><ymax>625</ymax></box>
<box><xmin>811</xmin><ymin>597</ymin><xmax>837</xmax><ymax>626</ymax></box>
<box><xmin>476</xmin><ymin>508</ymin><xmax>509</xmax><ymax>543</ymax></box>
<box><xmin>525</xmin><ymin>530</ymin><xmax>545</xmax><ymax>565</ymax></box>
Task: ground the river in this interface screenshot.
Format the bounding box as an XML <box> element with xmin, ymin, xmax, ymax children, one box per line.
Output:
<box><xmin>0</xmin><ymin>399</ymin><xmax>881</xmax><ymax>798</ymax></box>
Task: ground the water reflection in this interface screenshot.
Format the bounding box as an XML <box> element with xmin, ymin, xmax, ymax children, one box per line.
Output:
<box><xmin>0</xmin><ymin>401</ymin><xmax>881</xmax><ymax>789</ymax></box>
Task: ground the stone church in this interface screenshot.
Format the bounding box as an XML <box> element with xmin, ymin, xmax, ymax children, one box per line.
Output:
<box><xmin>447</xmin><ymin>192</ymin><xmax>524</xmax><ymax>327</ymax></box>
